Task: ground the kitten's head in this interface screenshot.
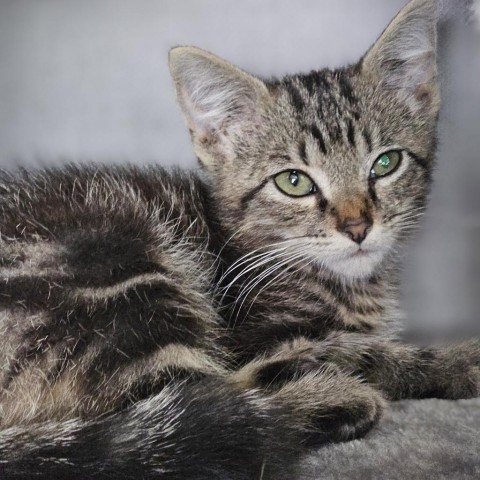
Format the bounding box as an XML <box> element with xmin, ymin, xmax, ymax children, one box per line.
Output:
<box><xmin>169</xmin><ymin>0</ymin><xmax>440</xmax><ymax>281</ymax></box>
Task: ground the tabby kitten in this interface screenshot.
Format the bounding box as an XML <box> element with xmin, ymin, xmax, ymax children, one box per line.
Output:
<box><xmin>0</xmin><ymin>0</ymin><xmax>479</xmax><ymax>478</ymax></box>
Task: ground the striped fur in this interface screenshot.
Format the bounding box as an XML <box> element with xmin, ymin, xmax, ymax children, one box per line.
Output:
<box><xmin>1</xmin><ymin>0</ymin><xmax>479</xmax><ymax>478</ymax></box>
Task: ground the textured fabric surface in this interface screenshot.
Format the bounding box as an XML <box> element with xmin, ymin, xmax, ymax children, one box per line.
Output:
<box><xmin>300</xmin><ymin>398</ymin><xmax>480</xmax><ymax>480</ymax></box>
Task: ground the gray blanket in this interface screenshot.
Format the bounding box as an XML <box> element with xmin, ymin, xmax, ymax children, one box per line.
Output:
<box><xmin>300</xmin><ymin>399</ymin><xmax>480</xmax><ymax>480</ymax></box>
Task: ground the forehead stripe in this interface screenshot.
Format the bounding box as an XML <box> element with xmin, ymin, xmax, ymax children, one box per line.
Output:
<box><xmin>363</xmin><ymin>128</ymin><xmax>373</xmax><ymax>152</ymax></box>
<box><xmin>284</xmin><ymin>80</ymin><xmax>305</xmax><ymax>112</ymax></box>
<box><xmin>337</xmin><ymin>73</ymin><xmax>357</xmax><ymax>104</ymax></box>
<box><xmin>346</xmin><ymin>119</ymin><xmax>356</xmax><ymax>147</ymax></box>
<box><xmin>310</xmin><ymin>125</ymin><xmax>327</xmax><ymax>155</ymax></box>
<box><xmin>298</xmin><ymin>139</ymin><xmax>309</xmax><ymax>166</ymax></box>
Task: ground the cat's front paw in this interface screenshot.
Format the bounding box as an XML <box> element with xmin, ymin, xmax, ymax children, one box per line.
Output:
<box><xmin>232</xmin><ymin>348</ymin><xmax>386</xmax><ymax>447</ymax></box>
<box><xmin>270</xmin><ymin>368</ymin><xmax>386</xmax><ymax>447</ymax></box>
<box><xmin>306</xmin><ymin>381</ymin><xmax>385</xmax><ymax>446</ymax></box>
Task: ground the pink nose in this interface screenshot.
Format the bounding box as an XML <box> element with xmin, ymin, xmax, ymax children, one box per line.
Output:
<box><xmin>341</xmin><ymin>217</ymin><xmax>372</xmax><ymax>244</ymax></box>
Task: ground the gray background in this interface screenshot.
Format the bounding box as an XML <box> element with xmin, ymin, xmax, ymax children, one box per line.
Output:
<box><xmin>0</xmin><ymin>0</ymin><xmax>479</xmax><ymax>340</ymax></box>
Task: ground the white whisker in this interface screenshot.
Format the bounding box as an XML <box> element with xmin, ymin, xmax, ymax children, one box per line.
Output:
<box><xmin>218</xmin><ymin>248</ymin><xmax>297</xmax><ymax>303</ymax></box>
<box><xmin>231</xmin><ymin>249</ymin><xmax>311</xmax><ymax>325</ymax></box>
<box><xmin>240</xmin><ymin>253</ymin><xmax>312</xmax><ymax>322</ymax></box>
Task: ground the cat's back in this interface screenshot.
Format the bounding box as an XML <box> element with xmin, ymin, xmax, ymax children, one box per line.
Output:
<box><xmin>0</xmin><ymin>164</ymin><xmax>209</xmax><ymax>237</ymax></box>
<box><xmin>0</xmin><ymin>164</ymin><xmax>222</xmax><ymax>428</ymax></box>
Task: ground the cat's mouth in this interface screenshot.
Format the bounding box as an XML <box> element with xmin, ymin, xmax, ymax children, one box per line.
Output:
<box><xmin>318</xmin><ymin>243</ymin><xmax>386</xmax><ymax>280</ymax></box>
<box><xmin>349</xmin><ymin>247</ymin><xmax>376</xmax><ymax>258</ymax></box>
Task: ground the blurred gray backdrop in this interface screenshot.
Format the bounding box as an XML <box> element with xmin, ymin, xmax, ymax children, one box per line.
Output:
<box><xmin>0</xmin><ymin>0</ymin><xmax>479</xmax><ymax>340</ymax></box>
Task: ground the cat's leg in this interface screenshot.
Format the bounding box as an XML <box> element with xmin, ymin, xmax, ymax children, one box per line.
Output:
<box><xmin>274</xmin><ymin>334</ymin><xmax>480</xmax><ymax>401</ymax></box>
<box><xmin>231</xmin><ymin>347</ymin><xmax>386</xmax><ymax>446</ymax></box>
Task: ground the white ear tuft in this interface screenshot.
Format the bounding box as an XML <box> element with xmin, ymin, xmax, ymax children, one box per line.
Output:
<box><xmin>169</xmin><ymin>46</ymin><xmax>269</xmax><ymax>135</ymax></box>
<box><xmin>362</xmin><ymin>0</ymin><xmax>440</xmax><ymax>113</ymax></box>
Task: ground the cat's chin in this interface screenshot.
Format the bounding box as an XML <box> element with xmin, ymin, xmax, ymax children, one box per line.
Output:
<box><xmin>322</xmin><ymin>249</ymin><xmax>385</xmax><ymax>282</ymax></box>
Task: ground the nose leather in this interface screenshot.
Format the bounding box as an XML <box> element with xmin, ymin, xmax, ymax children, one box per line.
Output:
<box><xmin>341</xmin><ymin>217</ymin><xmax>372</xmax><ymax>244</ymax></box>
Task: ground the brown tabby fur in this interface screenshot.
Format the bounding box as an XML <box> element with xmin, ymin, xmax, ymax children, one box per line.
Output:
<box><xmin>0</xmin><ymin>1</ymin><xmax>479</xmax><ymax>479</ymax></box>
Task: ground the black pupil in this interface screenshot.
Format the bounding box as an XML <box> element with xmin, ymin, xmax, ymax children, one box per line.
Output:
<box><xmin>289</xmin><ymin>172</ymin><xmax>299</xmax><ymax>186</ymax></box>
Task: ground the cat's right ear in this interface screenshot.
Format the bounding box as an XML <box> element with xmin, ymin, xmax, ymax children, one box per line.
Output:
<box><xmin>361</xmin><ymin>0</ymin><xmax>440</xmax><ymax>115</ymax></box>
<box><xmin>169</xmin><ymin>46</ymin><xmax>271</xmax><ymax>167</ymax></box>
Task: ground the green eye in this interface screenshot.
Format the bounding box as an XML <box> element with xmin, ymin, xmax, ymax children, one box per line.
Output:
<box><xmin>274</xmin><ymin>170</ymin><xmax>317</xmax><ymax>197</ymax></box>
<box><xmin>370</xmin><ymin>151</ymin><xmax>402</xmax><ymax>178</ymax></box>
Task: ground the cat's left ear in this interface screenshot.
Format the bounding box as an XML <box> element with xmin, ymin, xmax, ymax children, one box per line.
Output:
<box><xmin>169</xmin><ymin>46</ymin><xmax>272</xmax><ymax>167</ymax></box>
<box><xmin>362</xmin><ymin>0</ymin><xmax>440</xmax><ymax>114</ymax></box>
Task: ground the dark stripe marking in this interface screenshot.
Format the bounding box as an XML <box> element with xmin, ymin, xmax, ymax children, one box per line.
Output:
<box><xmin>319</xmin><ymin>198</ymin><xmax>328</xmax><ymax>214</ymax></box>
<box><xmin>321</xmin><ymin>278</ymin><xmax>380</xmax><ymax>316</ymax></box>
<box><xmin>301</xmin><ymin>73</ymin><xmax>317</xmax><ymax>96</ymax></box>
<box><xmin>298</xmin><ymin>139</ymin><xmax>309</xmax><ymax>165</ymax></box>
<box><xmin>337</xmin><ymin>73</ymin><xmax>357</xmax><ymax>104</ymax></box>
<box><xmin>301</xmin><ymin>71</ymin><xmax>331</xmax><ymax>97</ymax></box>
<box><xmin>228</xmin><ymin>313</ymin><xmax>339</xmax><ymax>361</ymax></box>
<box><xmin>240</xmin><ymin>178</ymin><xmax>269</xmax><ymax>210</ymax></box>
<box><xmin>363</xmin><ymin>128</ymin><xmax>373</xmax><ymax>152</ymax></box>
<box><xmin>120</xmin><ymin>367</ymin><xmax>208</xmax><ymax>407</ymax></box>
<box><xmin>346</xmin><ymin>120</ymin><xmax>356</xmax><ymax>147</ymax></box>
<box><xmin>284</xmin><ymin>80</ymin><xmax>305</xmax><ymax>112</ymax></box>
<box><xmin>67</xmin><ymin>233</ymin><xmax>161</xmax><ymax>287</ymax></box>
<box><xmin>368</xmin><ymin>180</ymin><xmax>379</xmax><ymax>206</ymax></box>
<box><xmin>310</xmin><ymin>125</ymin><xmax>327</xmax><ymax>155</ymax></box>
<box><xmin>256</xmin><ymin>358</ymin><xmax>317</xmax><ymax>389</ymax></box>
<box><xmin>407</xmin><ymin>150</ymin><xmax>429</xmax><ymax>170</ymax></box>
